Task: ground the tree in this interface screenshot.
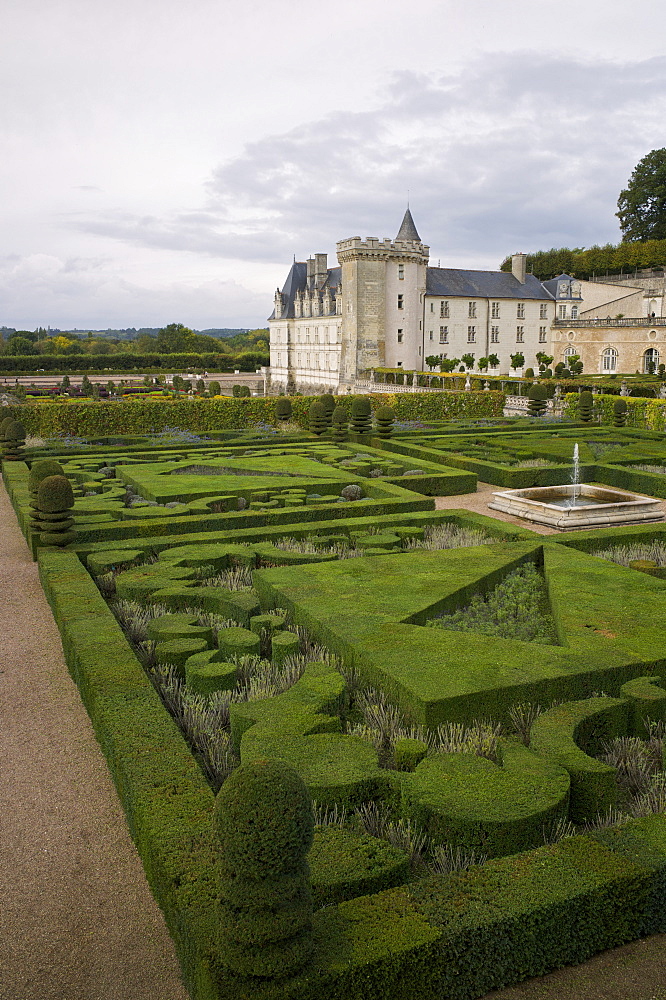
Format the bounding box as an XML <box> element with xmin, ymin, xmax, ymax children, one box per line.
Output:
<box><xmin>156</xmin><ymin>322</ymin><xmax>195</xmax><ymax>353</ymax></box>
<box><xmin>440</xmin><ymin>357</ymin><xmax>460</xmax><ymax>373</ymax></box>
<box><xmin>510</xmin><ymin>352</ymin><xmax>525</xmax><ymax>372</ymax></box>
<box><xmin>477</xmin><ymin>357</ymin><xmax>489</xmax><ymax>372</ymax></box>
<box><xmin>425</xmin><ymin>354</ymin><xmax>443</xmax><ymax>370</ymax></box>
<box><xmin>617</xmin><ymin>149</ymin><xmax>666</xmax><ymax>242</ymax></box>
<box><xmin>6</xmin><ymin>336</ymin><xmax>37</xmax><ymax>355</ymax></box>
<box><xmin>536</xmin><ymin>352</ymin><xmax>554</xmax><ymax>372</ymax></box>
<box><xmin>487</xmin><ymin>354</ymin><xmax>500</xmax><ymax>369</ymax></box>
<box><xmin>460</xmin><ymin>353</ymin><xmax>475</xmax><ymax>371</ymax></box>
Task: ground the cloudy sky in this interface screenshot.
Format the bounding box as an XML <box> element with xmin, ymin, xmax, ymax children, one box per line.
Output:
<box><xmin>2</xmin><ymin>0</ymin><xmax>666</xmax><ymax>332</ymax></box>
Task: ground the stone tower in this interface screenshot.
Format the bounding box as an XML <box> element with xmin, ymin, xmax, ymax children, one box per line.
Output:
<box><xmin>336</xmin><ymin>209</ymin><xmax>429</xmax><ymax>387</ymax></box>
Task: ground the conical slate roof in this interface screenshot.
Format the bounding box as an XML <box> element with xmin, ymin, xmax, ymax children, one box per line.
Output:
<box><xmin>396</xmin><ymin>207</ymin><xmax>421</xmax><ymax>242</ymax></box>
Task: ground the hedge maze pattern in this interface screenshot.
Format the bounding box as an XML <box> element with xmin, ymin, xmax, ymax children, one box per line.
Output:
<box><xmin>5</xmin><ymin>421</ymin><xmax>666</xmax><ymax>1000</ymax></box>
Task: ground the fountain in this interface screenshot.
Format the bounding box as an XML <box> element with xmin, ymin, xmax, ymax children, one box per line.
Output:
<box><xmin>488</xmin><ymin>442</ymin><xmax>664</xmax><ymax>530</ymax></box>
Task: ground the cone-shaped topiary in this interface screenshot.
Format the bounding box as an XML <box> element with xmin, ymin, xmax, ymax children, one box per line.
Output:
<box><xmin>331</xmin><ymin>405</ymin><xmax>348</xmax><ymax>442</ymax></box>
<box><xmin>527</xmin><ymin>383</ymin><xmax>548</xmax><ymax>417</ymax></box>
<box><xmin>0</xmin><ymin>415</ymin><xmax>14</xmax><ymax>437</ymax></box>
<box><xmin>374</xmin><ymin>405</ymin><xmax>395</xmax><ymax>438</ymax></box>
<box><xmin>275</xmin><ymin>397</ymin><xmax>293</xmax><ymax>422</ymax></box>
<box><xmin>28</xmin><ymin>459</ymin><xmax>65</xmax><ymax>497</ymax></box>
<box><xmin>1</xmin><ymin>420</ymin><xmax>26</xmax><ymax>460</ymax></box>
<box><xmin>319</xmin><ymin>394</ymin><xmax>335</xmax><ymax>427</ymax></box>
<box><xmin>578</xmin><ymin>390</ymin><xmax>594</xmax><ymax>422</ymax></box>
<box><xmin>214</xmin><ymin>759</ymin><xmax>314</xmax><ymax>979</ymax></box>
<box><xmin>308</xmin><ymin>400</ymin><xmax>328</xmax><ymax>436</ymax></box>
<box><xmin>350</xmin><ymin>396</ymin><xmax>372</xmax><ymax>434</ymax></box>
<box><xmin>32</xmin><ymin>475</ymin><xmax>76</xmax><ymax>547</ymax></box>
<box><xmin>613</xmin><ymin>397</ymin><xmax>628</xmax><ymax>427</ymax></box>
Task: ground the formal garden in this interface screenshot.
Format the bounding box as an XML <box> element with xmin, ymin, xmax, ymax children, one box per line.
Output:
<box><xmin>3</xmin><ymin>394</ymin><xmax>666</xmax><ymax>1000</ymax></box>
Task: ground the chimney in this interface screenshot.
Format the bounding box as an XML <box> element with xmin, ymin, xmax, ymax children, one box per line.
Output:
<box><xmin>314</xmin><ymin>253</ymin><xmax>328</xmax><ymax>286</ymax></box>
<box><xmin>512</xmin><ymin>253</ymin><xmax>527</xmax><ymax>284</ymax></box>
<box><xmin>306</xmin><ymin>257</ymin><xmax>315</xmax><ymax>284</ymax></box>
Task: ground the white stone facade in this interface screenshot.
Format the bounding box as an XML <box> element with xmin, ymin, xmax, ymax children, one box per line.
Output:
<box><xmin>268</xmin><ymin>213</ymin><xmax>666</xmax><ymax>391</ymax></box>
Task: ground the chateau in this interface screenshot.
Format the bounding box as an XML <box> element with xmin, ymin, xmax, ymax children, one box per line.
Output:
<box><xmin>268</xmin><ymin>210</ymin><xmax>666</xmax><ymax>392</ymax></box>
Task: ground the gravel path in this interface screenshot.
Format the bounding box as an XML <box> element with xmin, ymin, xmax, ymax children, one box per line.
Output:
<box><xmin>0</xmin><ymin>479</ymin><xmax>189</xmax><ymax>1000</ymax></box>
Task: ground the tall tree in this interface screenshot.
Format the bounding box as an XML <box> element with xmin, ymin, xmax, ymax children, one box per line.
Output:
<box><xmin>616</xmin><ymin>149</ymin><xmax>666</xmax><ymax>242</ymax></box>
<box><xmin>156</xmin><ymin>322</ymin><xmax>195</xmax><ymax>353</ymax></box>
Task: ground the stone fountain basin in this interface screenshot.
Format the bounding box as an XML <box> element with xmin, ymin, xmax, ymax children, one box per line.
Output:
<box><xmin>488</xmin><ymin>484</ymin><xmax>664</xmax><ymax>530</ymax></box>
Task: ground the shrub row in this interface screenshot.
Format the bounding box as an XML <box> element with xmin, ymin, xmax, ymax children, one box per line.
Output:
<box><xmin>563</xmin><ymin>392</ymin><xmax>666</xmax><ymax>430</ymax></box>
<box><xmin>2</xmin><ymin>391</ymin><xmax>504</xmax><ymax>438</ymax></box>
<box><xmin>0</xmin><ymin>351</ymin><xmax>266</xmax><ymax>373</ymax></box>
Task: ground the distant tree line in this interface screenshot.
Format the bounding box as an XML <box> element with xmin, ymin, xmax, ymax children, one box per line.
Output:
<box><xmin>0</xmin><ymin>322</ymin><xmax>269</xmax><ymax>365</ymax></box>
<box><xmin>499</xmin><ymin>238</ymin><xmax>666</xmax><ymax>281</ymax></box>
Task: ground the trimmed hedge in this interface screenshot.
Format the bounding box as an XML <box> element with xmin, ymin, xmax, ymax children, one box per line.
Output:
<box><xmin>2</xmin><ymin>390</ymin><xmax>504</xmax><ymax>438</ymax></box>
<box><xmin>0</xmin><ymin>351</ymin><xmax>264</xmax><ymax>373</ymax></box>
<box><xmin>530</xmin><ymin>698</ymin><xmax>629</xmax><ymax>823</ymax></box>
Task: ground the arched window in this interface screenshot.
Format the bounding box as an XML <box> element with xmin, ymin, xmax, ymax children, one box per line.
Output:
<box><xmin>563</xmin><ymin>345</ymin><xmax>576</xmax><ymax>359</ymax></box>
<box><xmin>644</xmin><ymin>347</ymin><xmax>659</xmax><ymax>373</ymax></box>
<box><xmin>601</xmin><ymin>348</ymin><xmax>618</xmax><ymax>373</ymax></box>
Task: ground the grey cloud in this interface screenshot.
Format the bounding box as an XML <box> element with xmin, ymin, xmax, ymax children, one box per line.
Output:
<box><xmin>67</xmin><ymin>53</ymin><xmax>666</xmax><ymax>268</ymax></box>
<box><xmin>0</xmin><ymin>253</ymin><xmax>267</xmax><ymax>330</ymax></box>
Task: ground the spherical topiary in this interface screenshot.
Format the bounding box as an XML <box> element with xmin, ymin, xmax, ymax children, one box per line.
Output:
<box><xmin>32</xmin><ymin>475</ymin><xmax>76</xmax><ymax>547</ymax></box>
<box><xmin>36</xmin><ymin>475</ymin><xmax>75</xmax><ymax>513</ymax></box>
<box><xmin>578</xmin><ymin>390</ymin><xmax>594</xmax><ymax>422</ymax></box>
<box><xmin>331</xmin><ymin>405</ymin><xmax>348</xmax><ymax>442</ymax></box>
<box><xmin>28</xmin><ymin>459</ymin><xmax>65</xmax><ymax>496</ymax></box>
<box><xmin>613</xmin><ymin>397</ymin><xmax>628</xmax><ymax>427</ymax></box>
<box><xmin>524</xmin><ymin>368</ymin><xmax>535</xmax><ymax>378</ymax></box>
<box><xmin>215</xmin><ymin>759</ymin><xmax>314</xmax><ymax>978</ymax></box>
<box><xmin>275</xmin><ymin>397</ymin><xmax>293</xmax><ymax>422</ymax></box>
<box><xmin>527</xmin><ymin>383</ymin><xmax>548</xmax><ymax>417</ymax></box>
<box><xmin>374</xmin><ymin>405</ymin><xmax>395</xmax><ymax>438</ymax></box>
<box><xmin>1</xmin><ymin>419</ymin><xmax>26</xmax><ymax>460</ymax></box>
<box><xmin>341</xmin><ymin>484</ymin><xmax>363</xmax><ymax>501</ymax></box>
<box><xmin>308</xmin><ymin>400</ymin><xmax>328</xmax><ymax>436</ymax></box>
<box><xmin>350</xmin><ymin>396</ymin><xmax>372</xmax><ymax>434</ymax></box>
<box><xmin>319</xmin><ymin>394</ymin><xmax>335</xmax><ymax>427</ymax></box>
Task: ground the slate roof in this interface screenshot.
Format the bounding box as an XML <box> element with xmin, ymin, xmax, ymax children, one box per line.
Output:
<box><xmin>269</xmin><ymin>262</ymin><xmax>341</xmax><ymax>320</ymax></box>
<box><xmin>426</xmin><ymin>267</ymin><xmax>554</xmax><ymax>300</ymax></box>
<box><xmin>396</xmin><ymin>208</ymin><xmax>421</xmax><ymax>242</ymax></box>
<box><xmin>541</xmin><ymin>274</ymin><xmax>582</xmax><ymax>300</ymax></box>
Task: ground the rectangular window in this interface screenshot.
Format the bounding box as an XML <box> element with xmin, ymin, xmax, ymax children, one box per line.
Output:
<box><xmin>467</xmin><ymin>326</ymin><xmax>476</xmax><ymax>343</ymax></box>
<box><xmin>430</xmin><ymin>302</ymin><xmax>434</xmax><ymax>312</ymax></box>
<box><xmin>397</xmin><ymin>361</ymin><xmax>403</xmax><ymax>367</ymax></box>
<box><xmin>418</xmin><ymin>346</ymin><xmax>422</xmax><ymax>356</ymax></box>
<box><xmin>397</xmin><ymin>294</ymin><xmax>404</xmax><ymax>310</ymax></box>
<box><xmin>539</xmin><ymin>326</ymin><xmax>547</xmax><ymax>343</ymax></box>
<box><xmin>491</xmin><ymin>326</ymin><xmax>499</xmax><ymax>343</ymax></box>
<box><xmin>439</xmin><ymin>326</ymin><xmax>448</xmax><ymax>344</ymax></box>
<box><xmin>571</xmin><ymin>306</ymin><xmax>578</xmax><ymax>319</ymax></box>
<box><xmin>468</xmin><ymin>301</ymin><xmax>477</xmax><ymax>318</ymax></box>
<box><xmin>516</xmin><ymin>326</ymin><xmax>524</xmax><ymax>343</ymax></box>
<box><xmin>559</xmin><ymin>304</ymin><xmax>567</xmax><ymax>319</ymax></box>
<box><xmin>517</xmin><ymin>302</ymin><xmax>525</xmax><ymax>319</ymax></box>
<box><xmin>397</xmin><ymin>329</ymin><xmax>403</xmax><ymax>343</ymax></box>
<box><xmin>440</xmin><ymin>301</ymin><xmax>449</xmax><ymax>318</ymax></box>
<box><xmin>429</xmin><ymin>331</ymin><xmax>433</xmax><ymax>340</ymax></box>
<box><xmin>491</xmin><ymin>302</ymin><xmax>500</xmax><ymax>319</ymax></box>
<box><xmin>398</xmin><ymin>264</ymin><xmax>404</xmax><ymax>280</ymax></box>
<box><xmin>539</xmin><ymin>304</ymin><xmax>548</xmax><ymax>319</ymax></box>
